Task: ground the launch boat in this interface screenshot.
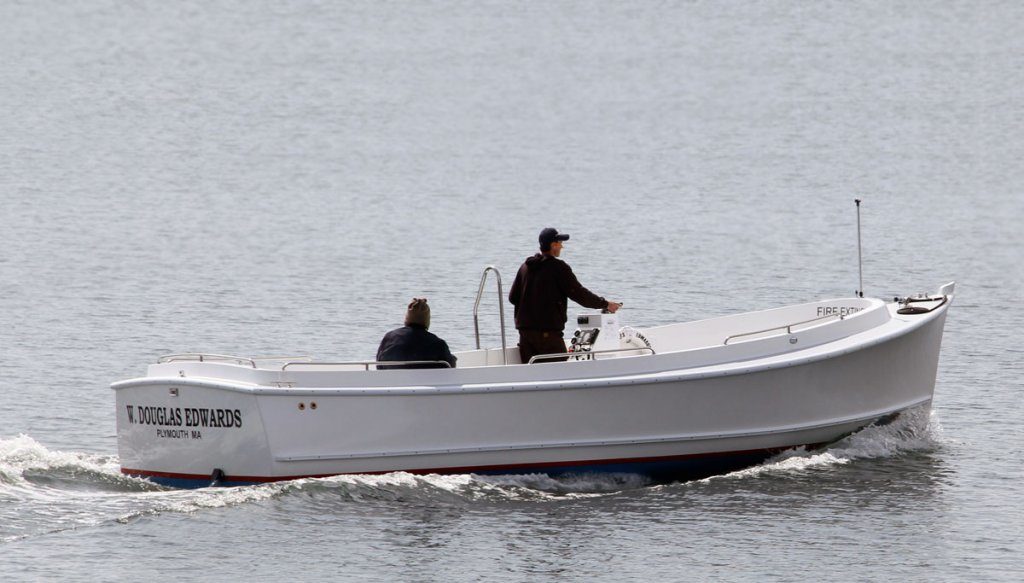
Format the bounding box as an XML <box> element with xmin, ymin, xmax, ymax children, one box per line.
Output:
<box><xmin>112</xmin><ymin>278</ymin><xmax>954</xmax><ymax>488</ymax></box>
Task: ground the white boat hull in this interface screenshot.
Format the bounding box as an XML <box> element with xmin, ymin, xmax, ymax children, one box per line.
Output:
<box><xmin>113</xmin><ymin>288</ymin><xmax>950</xmax><ymax>488</ymax></box>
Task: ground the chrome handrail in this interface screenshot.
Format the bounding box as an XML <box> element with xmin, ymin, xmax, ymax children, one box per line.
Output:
<box><xmin>281</xmin><ymin>360</ymin><xmax>453</xmax><ymax>371</ymax></box>
<box><xmin>158</xmin><ymin>353</ymin><xmax>257</xmax><ymax>368</ymax></box>
<box><xmin>723</xmin><ymin>313</ymin><xmax>843</xmax><ymax>345</ymax></box>
<box><xmin>528</xmin><ymin>346</ymin><xmax>655</xmax><ymax>364</ymax></box>
<box><xmin>473</xmin><ymin>265</ymin><xmax>508</xmax><ymax>364</ymax></box>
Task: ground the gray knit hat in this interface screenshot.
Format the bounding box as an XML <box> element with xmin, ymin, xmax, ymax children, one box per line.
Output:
<box><xmin>405</xmin><ymin>298</ymin><xmax>430</xmax><ymax>328</ymax></box>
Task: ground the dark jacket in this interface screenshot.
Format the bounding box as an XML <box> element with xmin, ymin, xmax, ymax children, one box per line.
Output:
<box><xmin>508</xmin><ymin>253</ymin><xmax>609</xmax><ymax>332</ymax></box>
<box><xmin>376</xmin><ymin>324</ymin><xmax>457</xmax><ymax>369</ymax></box>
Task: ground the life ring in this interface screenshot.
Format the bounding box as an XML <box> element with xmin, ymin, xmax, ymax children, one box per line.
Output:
<box><xmin>619</xmin><ymin>326</ymin><xmax>653</xmax><ymax>350</ymax></box>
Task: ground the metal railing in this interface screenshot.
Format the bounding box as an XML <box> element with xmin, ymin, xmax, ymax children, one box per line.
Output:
<box><xmin>281</xmin><ymin>360</ymin><xmax>452</xmax><ymax>371</ymax></box>
<box><xmin>473</xmin><ymin>265</ymin><xmax>508</xmax><ymax>364</ymax></box>
<box><xmin>158</xmin><ymin>353</ymin><xmax>258</xmax><ymax>368</ymax></box>
<box><xmin>723</xmin><ymin>313</ymin><xmax>843</xmax><ymax>345</ymax></box>
<box><xmin>527</xmin><ymin>346</ymin><xmax>655</xmax><ymax>364</ymax></box>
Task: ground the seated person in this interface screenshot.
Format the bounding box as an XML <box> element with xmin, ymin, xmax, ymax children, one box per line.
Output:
<box><xmin>376</xmin><ymin>298</ymin><xmax>457</xmax><ymax>370</ymax></box>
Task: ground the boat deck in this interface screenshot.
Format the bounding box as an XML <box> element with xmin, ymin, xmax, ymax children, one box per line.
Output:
<box><xmin>113</xmin><ymin>293</ymin><xmax>950</xmax><ymax>393</ymax></box>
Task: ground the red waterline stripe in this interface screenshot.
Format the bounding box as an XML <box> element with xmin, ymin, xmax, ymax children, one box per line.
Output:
<box><xmin>120</xmin><ymin>442</ymin><xmax>823</xmax><ymax>484</ymax></box>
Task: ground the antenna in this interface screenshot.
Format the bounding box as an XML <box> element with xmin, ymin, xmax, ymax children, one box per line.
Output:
<box><xmin>855</xmin><ymin>199</ymin><xmax>864</xmax><ymax>298</ymax></box>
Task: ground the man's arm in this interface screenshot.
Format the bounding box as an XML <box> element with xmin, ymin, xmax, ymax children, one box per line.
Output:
<box><xmin>376</xmin><ymin>330</ymin><xmax>395</xmax><ymax>362</ymax></box>
<box><xmin>559</xmin><ymin>263</ymin><xmax>611</xmax><ymax>310</ymax></box>
<box><xmin>440</xmin><ymin>339</ymin><xmax>457</xmax><ymax>369</ymax></box>
<box><xmin>508</xmin><ymin>265</ymin><xmax>523</xmax><ymax>306</ymax></box>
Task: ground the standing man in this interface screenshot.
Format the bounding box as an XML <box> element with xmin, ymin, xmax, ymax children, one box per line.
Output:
<box><xmin>508</xmin><ymin>228</ymin><xmax>622</xmax><ymax>364</ymax></box>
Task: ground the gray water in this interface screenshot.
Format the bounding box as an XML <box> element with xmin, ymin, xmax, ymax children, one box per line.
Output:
<box><xmin>2</xmin><ymin>1</ymin><xmax>1022</xmax><ymax>580</ymax></box>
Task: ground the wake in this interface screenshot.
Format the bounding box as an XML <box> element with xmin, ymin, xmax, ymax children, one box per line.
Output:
<box><xmin>0</xmin><ymin>408</ymin><xmax>941</xmax><ymax>542</ymax></box>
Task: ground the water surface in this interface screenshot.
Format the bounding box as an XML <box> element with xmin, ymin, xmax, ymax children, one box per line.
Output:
<box><xmin>1</xmin><ymin>1</ymin><xmax>1022</xmax><ymax>580</ymax></box>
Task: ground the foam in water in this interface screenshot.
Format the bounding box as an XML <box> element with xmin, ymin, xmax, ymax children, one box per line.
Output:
<box><xmin>473</xmin><ymin>472</ymin><xmax>652</xmax><ymax>496</ymax></box>
<box><xmin>0</xmin><ymin>434</ymin><xmax>128</xmax><ymax>489</ymax></box>
<box><xmin>290</xmin><ymin>470</ymin><xmax>640</xmax><ymax>502</ymax></box>
<box><xmin>0</xmin><ymin>435</ymin><xmax>301</xmax><ymax>541</ymax></box>
<box><xmin>0</xmin><ymin>405</ymin><xmax>943</xmax><ymax>542</ymax></box>
<box><xmin>693</xmin><ymin>405</ymin><xmax>942</xmax><ymax>484</ymax></box>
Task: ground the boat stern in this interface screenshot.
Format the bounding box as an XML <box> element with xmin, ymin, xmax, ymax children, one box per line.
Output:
<box><xmin>112</xmin><ymin>378</ymin><xmax>273</xmax><ymax>487</ymax></box>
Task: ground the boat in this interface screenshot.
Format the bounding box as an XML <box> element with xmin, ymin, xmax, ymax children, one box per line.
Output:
<box><xmin>111</xmin><ymin>274</ymin><xmax>955</xmax><ymax>488</ymax></box>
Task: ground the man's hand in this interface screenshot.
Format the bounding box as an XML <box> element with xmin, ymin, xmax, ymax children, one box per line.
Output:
<box><xmin>606</xmin><ymin>301</ymin><xmax>622</xmax><ymax>313</ymax></box>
